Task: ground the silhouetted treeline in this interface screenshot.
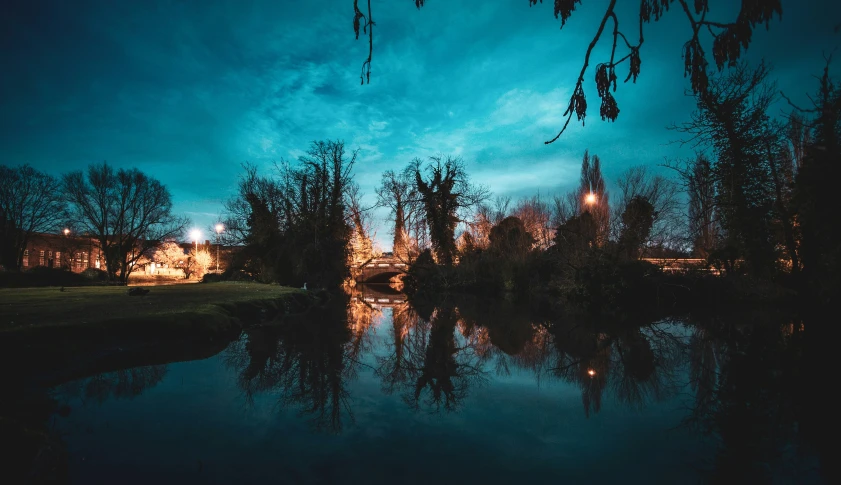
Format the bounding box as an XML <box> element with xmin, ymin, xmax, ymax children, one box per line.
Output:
<box><xmin>221</xmin><ymin>140</ymin><xmax>356</xmax><ymax>288</ymax></box>
<box><xmin>398</xmin><ymin>60</ymin><xmax>841</xmax><ymax>308</ymax></box>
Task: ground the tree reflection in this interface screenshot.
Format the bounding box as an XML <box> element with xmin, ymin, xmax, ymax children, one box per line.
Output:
<box><xmin>545</xmin><ymin>316</ymin><xmax>685</xmax><ymax>417</ymax></box>
<box><xmin>225</xmin><ymin>295</ymin><xmax>358</xmax><ymax>433</ymax></box>
<box><xmin>376</xmin><ymin>301</ymin><xmax>488</xmax><ymax>413</ymax></box>
<box><xmin>683</xmin><ymin>314</ymin><xmax>825</xmax><ymax>484</ymax></box>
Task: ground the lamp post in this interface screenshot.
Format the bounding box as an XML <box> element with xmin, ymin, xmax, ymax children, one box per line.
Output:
<box><xmin>190</xmin><ymin>229</ymin><xmax>201</xmax><ymax>277</ymax></box>
<box><xmin>214</xmin><ymin>223</ymin><xmax>224</xmax><ymax>273</ymax></box>
<box><xmin>585</xmin><ymin>192</ymin><xmax>597</xmax><ymax>205</ymax></box>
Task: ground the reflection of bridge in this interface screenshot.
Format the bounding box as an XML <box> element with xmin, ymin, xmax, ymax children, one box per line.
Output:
<box><xmin>351</xmin><ymin>284</ymin><xmax>407</xmax><ymax>307</ymax></box>
<box><xmin>355</xmin><ymin>256</ymin><xmax>407</xmax><ymax>283</ymax></box>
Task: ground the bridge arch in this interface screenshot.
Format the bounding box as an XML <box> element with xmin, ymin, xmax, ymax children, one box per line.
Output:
<box><xmin>356</xmin><ymin>256</ymin><xmax>407</xmax><ymax>283</ymax></box>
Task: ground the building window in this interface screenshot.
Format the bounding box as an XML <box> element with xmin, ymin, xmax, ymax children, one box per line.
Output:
<box><xmin>55</xmin><ymin>251</ymin><xmax>61</xmax><ymax>267</ymax></box>
<box><xmin>23</xmin><ymin>250</ymin><xmax>29</xmax><ymax>267</ymax></box>
<box><xmin>39</xmin><ymin>250</ymin><xmax>45</xmax><ymax>266</ymax></box>
<box><xmin>82</xmin><ymin>251</ymin><xmax>89</xmax><ymax>269</ymax></box>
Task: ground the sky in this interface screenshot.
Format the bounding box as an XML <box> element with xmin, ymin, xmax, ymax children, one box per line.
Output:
<box><xmin>2</xmin><ymin>0</ymin><xmax>840</xmax><ymax>248</ymax></box>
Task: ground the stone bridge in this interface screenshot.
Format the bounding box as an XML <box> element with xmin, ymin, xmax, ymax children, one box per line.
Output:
<box><xmin>355</xmin><ymin>256</ymin><xmax>407</xmax><ymax>283</ymax></box>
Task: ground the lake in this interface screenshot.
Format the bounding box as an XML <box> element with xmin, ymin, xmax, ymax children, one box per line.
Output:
<box><xmin>1</xmin><ymin>286</ymin><xmax>828</xmax><ymax>484</ymax></box>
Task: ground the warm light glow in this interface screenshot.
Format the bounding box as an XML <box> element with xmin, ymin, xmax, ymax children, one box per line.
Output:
<box><xmin>190</xmin><ymin>229</ymin><xmax>201</xmax><ymax>242</ymax></box>
<box><xmin>585</xmin><ymin>193</ymin><xmax>597</xmax><ymax>205</ymax></box>
<box><xmin>587</xmin><ymin>369</ymin><xmax>596</xmax><ymax>377</ymax></box>
<box><xmin>63</xmin><ymin>228</ymin><xmax>70</xmax><ymax>236</ymax></box>
<box><xmin>215</xmin><ymin>223</ymin><xmax>224</xmax><ymax>234</ymax></box>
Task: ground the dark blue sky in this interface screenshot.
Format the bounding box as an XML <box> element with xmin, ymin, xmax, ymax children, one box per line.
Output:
<box><xmin>2</xmin><ymin>0</ymin><xmax>840</xmax><ymax>246</ymax></box>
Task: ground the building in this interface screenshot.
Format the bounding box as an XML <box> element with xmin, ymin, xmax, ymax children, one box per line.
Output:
<box><xmin>21</xmin><ymin>232</ymin><xmax>104</xmax><ymax>272</ymax></box>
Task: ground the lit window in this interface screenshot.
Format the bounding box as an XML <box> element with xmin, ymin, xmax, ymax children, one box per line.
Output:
<box><xmin>23</xmin><ymin>250</ymin><xmax>29</xmax><ymax>266</ymax></box>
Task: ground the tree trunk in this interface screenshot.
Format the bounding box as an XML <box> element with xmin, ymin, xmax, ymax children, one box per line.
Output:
<box><xmin>767</xmin><ymin>144</ymin><xmax>800</xmax><ymax>273</ymax></box>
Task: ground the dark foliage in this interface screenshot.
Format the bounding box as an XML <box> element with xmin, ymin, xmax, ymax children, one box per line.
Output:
<box><xmin>224</xmin><ymin>140</ymin><xmax>356</xmax><ymax>288</ymax></box>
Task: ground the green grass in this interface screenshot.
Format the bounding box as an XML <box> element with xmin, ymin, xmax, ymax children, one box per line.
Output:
<box><xmin>0</xmin><ymin>282</ymin><xmax>306</xmax><ymax>336</ymax></box>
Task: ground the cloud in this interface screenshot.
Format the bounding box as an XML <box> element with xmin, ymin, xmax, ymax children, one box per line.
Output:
<box><xmin>2</xmin><ymin>0</ymin><xmax>840</xmax><ymax>247</ymax></box>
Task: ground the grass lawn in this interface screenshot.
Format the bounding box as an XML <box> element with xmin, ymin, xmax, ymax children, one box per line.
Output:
<box><xmin>0</xmin><ymin>282</ymin><xmax>304</xmax><ymax>333</ymax></box>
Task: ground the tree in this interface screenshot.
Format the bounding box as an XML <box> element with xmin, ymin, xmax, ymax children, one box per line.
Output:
<box><xmin>686</xmin><ymin>154</ymin><xmax>719</xmax><ymax>258</ymax></box>
<box><xmin>191</xmin><ymin>249</ymin><xmax>213</xmax><ymax>278</ymax></box>
<box><xmin>577</xmin><ymin>150</ymin><xmax>610</xmax><ymax>246</ymax></box>
<box><xmin>489</xmin><ymin>216</ymin><xmax>535</xmax><ymax>259</ymax></box>
<box><xmin>228</xmin><ymin>140</ymin><xmax>357</xmax><ymax>287</ymax></box>
<box><xmin>613</xmin><ymin>165</ymin><xmax>680</xmax><ymax>254</ymax></box>
<box><xmin>511</xmin><ymin>194</ymin><xmax>554</xmax><ymax>250</ymax></box>
<box><xmin>376</xmin><ymin>167</ymin><xmax>421</xmax><ymax>259</ymax></box>
<box><xmin>792</xmin><ymin>60</ymin><xmax>841</xmax><ymax>297</ymax></box>
<box><xmin>617</xmin><ymin>195</ymin><xmax>656</xmax><ymax>260</ymax></box>
<box><xmin>353</xmin><ymin>1</ymin><xmax>782</xmax><ymax>143</ymax></box>
<box><xmin>0</xmin><ymin>164</ymin><xmax>66</xmax><ymax>270</ymax></box>
<box><xmin>413</xmin><ymin>156</ymin><xmax>489</xmax><ymax>266</ymax></box>
<box><xmin>346</xmin><ymin>181</ymin><xmax>374</xmax><ymax>270</ymax></box>
<box><xmin>676</xmin><ymin>62</ymin><xmax>780</xmax><ymax>276</ymax></box>
<box><xmin>63</xmin><ymin>162</ymin><xmax>188</xmax><ymax>283</ymax></box>
<box><xmin>154</xmin><ymin>241</ymin><xmax>189</xmax><ymax>277</ymax></box>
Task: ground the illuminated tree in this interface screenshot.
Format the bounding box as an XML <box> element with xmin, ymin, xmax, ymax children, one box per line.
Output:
<box><xmin>191</xmin><ymin>249</ymin><xmax>213</xmax><ymax>278</ymax></box>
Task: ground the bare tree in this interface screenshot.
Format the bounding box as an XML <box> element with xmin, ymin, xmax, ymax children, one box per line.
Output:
<box><xmin>63</xmin><ymin>162</ymin><xmax>188</xmax><ymax>283</ymax></box>
<box><xmin>612</xmin><ymin>166</ymin><xmax>681</xmax><ymax>254</ymax></box>
<box><xmin>467</xmin><ymin>195</ymin><xmax>510</xmax><ymax>250</ymax></box>
<box><xmin>786</xmin><ymin>112</ymin><xmax>811</xmax><ymax>172</ymax></box>
<box><xmin>0</xmin><ymin>164</ymin><xmax>66</xmax><ymax>270</ymax></box>
<box><xmin>413</xmin><ymin>156</ymin><xmax>490</xmax><ymax>266</ymax></box>
<box><xmin>346</xmin><ymin>181</ymin><xmax>374</xmax><ymax>269</ymax></box>
<box><xmin>686</xmin><ymin>155</ymin><xmax>719</xmax><ymax>258</ymax></box>
<box><xmin>512</xmin><ymin>194</ymin><xmax>554</xmax><ymax>250</ymax></box>
<box><xmin>376</xmin><ymin>167</ymin><xmax>422</xmax><ymax>259</ymax></box>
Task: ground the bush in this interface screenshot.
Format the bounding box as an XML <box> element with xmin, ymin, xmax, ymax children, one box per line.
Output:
<box><xmin>81</xmin><ymin>268</ymin><xmax>109</xmax><ymax>281</ymax></box>
<box><xmin>0</xmin><ymin>267</ymin><xmax>107</xmax><ymax>288</ymax></box>
<box><xmin>201</xmin><ymin>268</ymin><xmax>258</xmax><ymax>284</ymax></box>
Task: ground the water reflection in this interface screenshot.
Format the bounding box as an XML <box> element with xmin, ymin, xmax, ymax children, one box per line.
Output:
<box><xmin>1</xmin><ymin>285</ymin><xmax>828</xmax><ymax>483</ymax></box>
<box><xmin>224</xmin><ymin>296</ymin><xmax>356</xmax><ymax>432</ymax></box>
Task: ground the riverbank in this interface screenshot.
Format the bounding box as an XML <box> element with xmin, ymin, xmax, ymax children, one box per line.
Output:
<box><xmin>0</xmin><ymin>282</ymin><xmax>315</xmax><ymax>339</ymax></box>
<box><xmin>0</xmin><ymin>282</ymin><xmax>324</xmax><ymax>389</ymax></box>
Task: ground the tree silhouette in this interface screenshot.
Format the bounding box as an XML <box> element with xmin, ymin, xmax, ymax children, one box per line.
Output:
<box><xmin>413</xmin><ymin>156</ymin><xmax>488</xmax><ymax>266</ymax></box>
<box><xmin>63</xmin><ymin>162</ymin><xmax>187</xmax><ymax>283</ymax></box>
<box><xmin>0</xmin><ymin>164</ymin><xmax>66</xmax><ymax>270</ymax></box>
<box><xmin>354</xmin><ymin>0</ymin><xmax>782</xmax><ymax>142</ymax></box>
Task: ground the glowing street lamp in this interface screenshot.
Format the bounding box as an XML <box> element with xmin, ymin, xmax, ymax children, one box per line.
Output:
<box><xmin>585</xmin><ymin>192</ymin><xmax>597</xmax><ymax>205</ymax></box>
<box><xmin>190</xmin><ymin>229</ymin><xmax>201</xmax><ymax>254</ymax></box>
<box><xmin>587</xmin><ymin>369</ymin><xmax>596</xmax><ymax>377</ymax></box>
<box><xmin>63</xmin><ymin>228</ymin><xmax>70</xmax><ymax>236</ymax></box>
<box><xmin>214</xmin><ymin>223</ymin><xmax>224</xmax><ymax>273</ymax></box>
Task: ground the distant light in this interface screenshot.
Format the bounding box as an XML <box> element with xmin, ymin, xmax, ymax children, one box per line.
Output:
<box><xmin>585</xmin><ymin>193</ymin><xmax>597</xmax><ymax>205</ymax></box>
<box><xmin>587</xmin><ymin>369</ymin><xmax>596</xmax><ymax>377</ymax></box>
<box><xmin>190</xmin><ymin>229</ymin><xmax>201</xmax><ymax>241</ymax></box>
<box><xmin>63</xmin><ymin>228</ymin><xmax>70</xmax><ymax>236</ymax></box>
<box><xmin>215</xmin><ymin>223</ymin><xmax>224</xmax><ymax>234</ymax></box>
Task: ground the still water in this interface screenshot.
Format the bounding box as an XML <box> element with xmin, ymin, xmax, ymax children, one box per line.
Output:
<box><xmin>4</xmin><ymin>287</ymin><xmax>827</xmax><ymax>484</ymax></box>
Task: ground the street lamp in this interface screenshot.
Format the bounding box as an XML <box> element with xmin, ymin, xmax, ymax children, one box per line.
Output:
<box><xmin>63</xmin><ymin>228</ymin><xmax>70</xmax><ymax>236</ymax></box>
<box><xmin>190</xmin><ymin>229</ymin><xmax>201</xmax><ymax>254</ymax></box>
<box><xmin>214</xmin><ymin>223</ymin><xmax>224</xmax><ymax>273</ymax></box>
<box><xmin>585</xmin><ymin>192</ymin><xmax>597</xmax><ymax>205</ymax></box>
